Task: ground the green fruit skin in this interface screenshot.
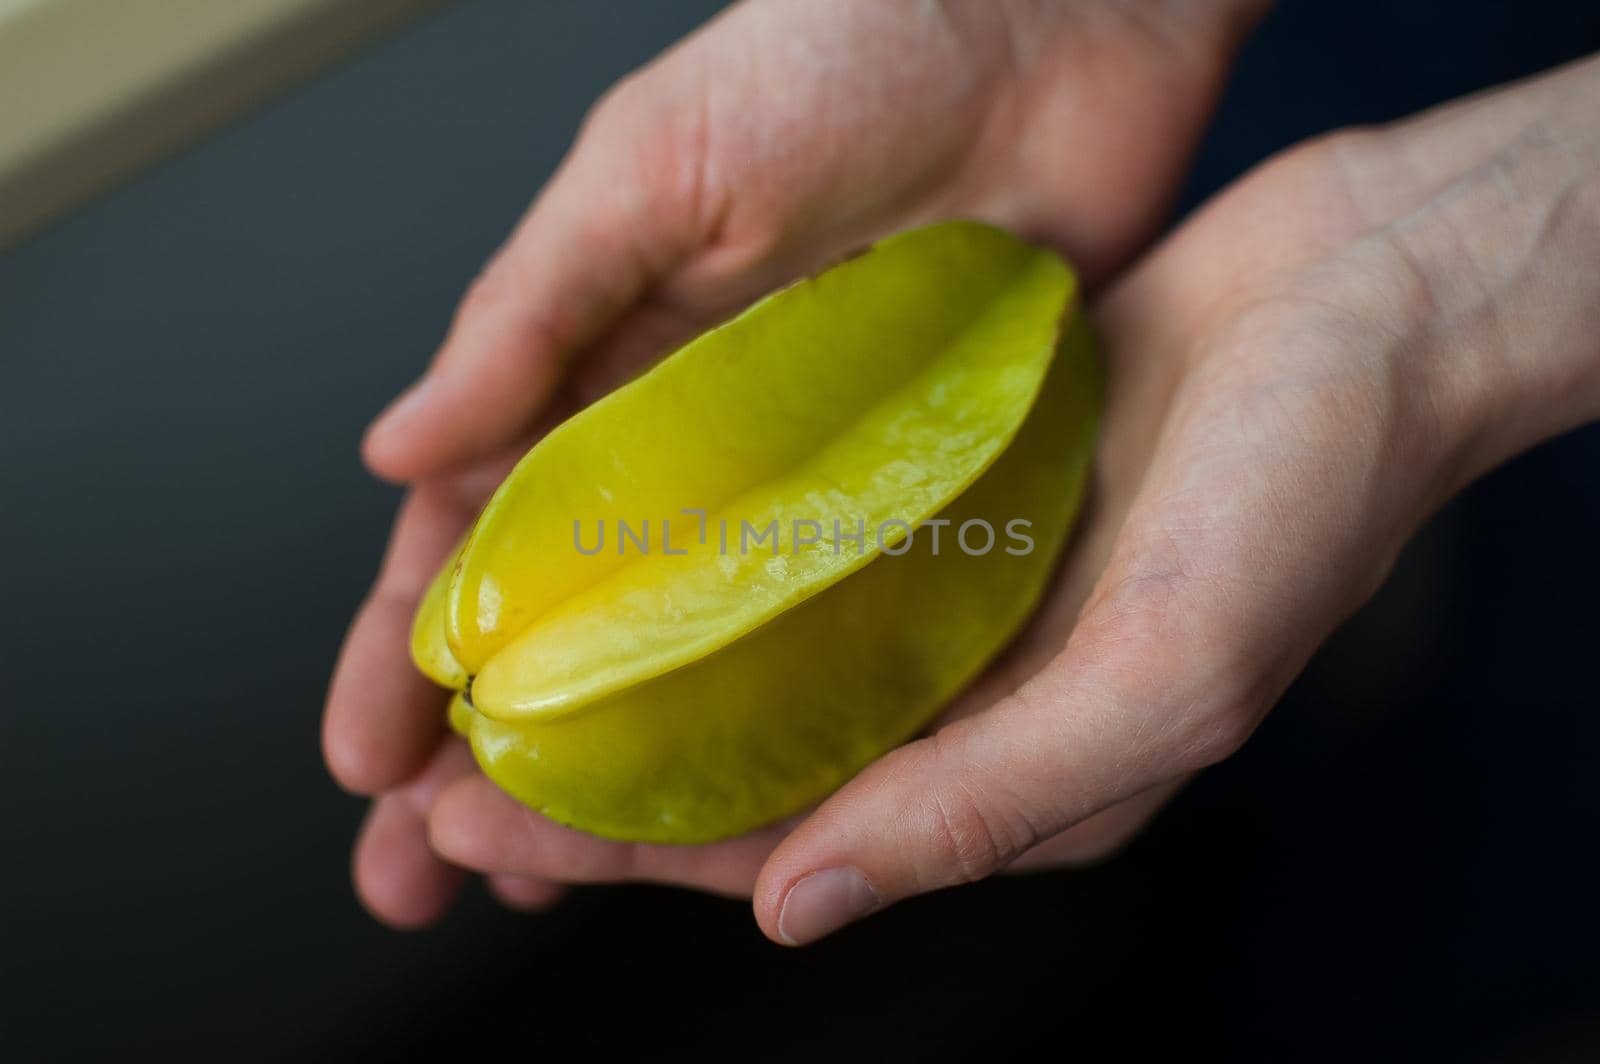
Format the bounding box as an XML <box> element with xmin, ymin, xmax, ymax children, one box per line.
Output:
<box><xmin>455</xmin><ymin>319</ymin><xmax>1101</xmax><ymax>844</ymax></box>
<box><xmin>446</xmin><ymin>221</ymin><xmax>1073</xmax><ymax>695</ymax></box>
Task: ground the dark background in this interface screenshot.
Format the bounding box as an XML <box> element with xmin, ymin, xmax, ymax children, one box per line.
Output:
<box><xmin>3</xmin><ymin>1</ymin><xmax>1598</xmax><ymax>1060</ymax></box>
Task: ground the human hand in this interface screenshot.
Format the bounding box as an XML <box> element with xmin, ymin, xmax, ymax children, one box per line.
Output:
<box><xmin>715</xmin><ymin>52</ymin><xmax>1598</xmax><ymax>941</ymax></box>
<box><xmin>322</xmin><ymin>0</ymin><xmax>1267</xmax><ymax>928</ymax></box>
<box><xmin>405</xmin><ymin>52</ymin><xmax>1600</xmax><ymax>942</ymax></box>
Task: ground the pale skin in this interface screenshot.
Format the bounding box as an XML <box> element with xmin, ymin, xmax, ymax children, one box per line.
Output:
<box><xmin>322</xmin><ymin>0</ymin><xmax>1600</xmax><ymax>942</ymax></box>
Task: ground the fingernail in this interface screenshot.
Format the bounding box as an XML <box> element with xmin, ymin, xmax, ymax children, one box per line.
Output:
<box><xmin>776</xmin><ymin>866</ymin><xmax>882</xmax><ymax>946</ymax></box>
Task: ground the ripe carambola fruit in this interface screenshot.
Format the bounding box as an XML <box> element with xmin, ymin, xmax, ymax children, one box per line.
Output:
<box><xmin>410</xmin><ymin>221</ymin><xmax>1100</xmax><ymax>843</ymax></box>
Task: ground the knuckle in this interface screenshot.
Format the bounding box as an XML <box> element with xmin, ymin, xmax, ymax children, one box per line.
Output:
<box><xmin>927</xmin><ymin>788</ymin><xmax>1011</xmax><ymax>885</ymax></box>
<box><xmin>578</xmin><ymin>73</ymin><xmax>727</xmax><ymax>246</ymax></box>
<box><xmin>922</xmin><ymin>734</ymin><xmax>1042</xmax><ymax>886</ymax></box>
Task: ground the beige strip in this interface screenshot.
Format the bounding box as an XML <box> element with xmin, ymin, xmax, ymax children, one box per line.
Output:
<box><xmin>0</xmin><ymin>0</ymin><xmax>443</xmax><ymax>248</ymax></box>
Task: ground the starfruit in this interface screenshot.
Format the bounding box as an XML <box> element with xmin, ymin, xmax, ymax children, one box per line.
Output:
<box><xmin>409</xmin><ymin>221</ymin><xmax>1100</xmax><ymax>843</ymax></box>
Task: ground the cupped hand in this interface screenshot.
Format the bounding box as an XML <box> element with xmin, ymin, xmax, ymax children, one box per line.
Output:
<box><xmin>396</xmin><ymin>49</ymin><xmax>1600</xmax><ymax>941</ymax></box>
<box><xmin>323</xmin><ymin>0</ymin><xmax>1265</xmax><ymax>928</ymax></box>
<box><xmin>727</xmin><ymin>53</ymin><xmax>1598</xmax><ymax>941</ymax></box>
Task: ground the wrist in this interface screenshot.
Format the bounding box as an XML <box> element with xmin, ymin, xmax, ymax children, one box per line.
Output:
<box><xmin>1359</xmin><ymin>56</ymin><xmax>1600</xmax><ymax>484</ymax></box>
<box><xmin>1454</xmin><ymin>100</ymin><xmax>1600</xmax><ymax>476</ymax></box>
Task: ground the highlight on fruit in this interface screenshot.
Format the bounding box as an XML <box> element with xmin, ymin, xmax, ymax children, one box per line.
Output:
<box><xmin>409</xmin><ymin>220</ymin><xmax>1102</xmax><ymax>843</ymax></box>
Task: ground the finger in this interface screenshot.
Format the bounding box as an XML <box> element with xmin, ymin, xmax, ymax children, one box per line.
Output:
<box><xmin>362</xmin><ymin>83</ymin><xmax>706</xmax><ymax>483</ymax></box>
<box><xmin>1005</xmin><ymin>777</ymin><xmax>1187</xmax><ymax>871</ymax></box>
<box><xmin>486</xmin><ymin>875</ymin><xmax>567</xmax><ymax>912</ymax></box>
<box><xmin>323</xmin><ymin>480</ymin><xmax>480</xmax><ymax>794</ymax></box>
<box><xmin>749</xmin><ymin>563</ymin><xmax>1278</xmax><ymax>946</ymax></box>
<box><xmin>355</xmin><ymin>796</ymin><xmax>464</xmax><ymax>929</ymax></box>
<box><xmin>352</xmin><ymin>740</ymin><xmax>478</xmax><ymax>929</ymax></box>
<box><xmin>429</xmin><ymin>775</ymin><xmax>785</xmax><ymax>899</ymax></box>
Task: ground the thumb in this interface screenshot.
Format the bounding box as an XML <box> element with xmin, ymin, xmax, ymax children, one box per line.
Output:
<box><xmin>751</xmin><ymin>530</ymin><xmax>1339</xmax><ymax>946</ymax></box>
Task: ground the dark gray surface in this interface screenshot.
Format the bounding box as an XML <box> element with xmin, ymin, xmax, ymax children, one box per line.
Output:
<box><xmin>3</xmin><ymin>1</ymin><xmax>1598</xmax><ymax>1060</ymax></box>
<box><xmin>0</xmin><ymin>2</ymin><xmax>725</xmax><ymax>1057</ymax></box>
